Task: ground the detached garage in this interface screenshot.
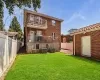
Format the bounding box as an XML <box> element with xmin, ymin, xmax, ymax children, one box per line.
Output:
<box><xmin>72</xmin><ymin>23</ymin><xmax>100</xmax><ymax>60</ymax></box>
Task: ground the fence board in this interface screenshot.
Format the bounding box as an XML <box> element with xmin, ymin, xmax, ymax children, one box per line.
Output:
<box><xmin>61</xmin><ymin>42</ymin><xmax>73</xmax><ymax>54</ymax></box>
<box><xmin>0</xmin><ymin>33</ymin><xmax>21</xmax><ymax>78</ymax></box>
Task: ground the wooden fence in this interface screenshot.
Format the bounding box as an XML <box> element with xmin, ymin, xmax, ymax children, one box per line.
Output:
<box><xmin>61</xmin><ymin>42</ymin><xmax>73</xmax><ymax>54</ymax></box>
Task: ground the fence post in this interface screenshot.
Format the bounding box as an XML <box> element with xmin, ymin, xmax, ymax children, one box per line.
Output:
<box><xmin>0</xmin><ymin>33</ymin><xmax>20</xmax><ymax>78</ymax></box>
<box><xmin>6</xmin><ymin>35</ymin><xmax>9</xmax><ymax>67</ymax></box>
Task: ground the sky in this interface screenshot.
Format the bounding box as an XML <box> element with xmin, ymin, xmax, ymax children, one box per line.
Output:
<box><xmin>3</xmin><ymin>0</ymin><xmax>100</xmax><ymax>34</ymax></box>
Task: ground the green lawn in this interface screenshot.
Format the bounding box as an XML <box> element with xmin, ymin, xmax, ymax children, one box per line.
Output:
<box><xmin>5</xmin><ymin>52</ymin><xmax>100</xmax><ymax>80</ymax></box>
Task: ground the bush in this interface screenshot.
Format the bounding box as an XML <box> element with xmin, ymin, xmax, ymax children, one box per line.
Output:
<box><xmin>48</xmin><ymin>48</ymin><xmax>55</xmax><ymax>53</ymax></box>
<box><xmin>39</xmin><ymin>48</ymin><xmax>48</xmax><ymax>53</ymax></box>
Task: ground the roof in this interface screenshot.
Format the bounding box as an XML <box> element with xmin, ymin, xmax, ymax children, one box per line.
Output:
<box><xmin>71</xmin><ymin>23</ymin><xmax>100</xmax><ymax>35</ymax></box>
<box><xmin>24</xmin><ymin>9</ymin><xmax>63</xmax><ymax>22</ymax></box>
<box><xmin>0</xmin><ymin>31</ymin><xmax>18</xmax><ymax>36</ymax></box>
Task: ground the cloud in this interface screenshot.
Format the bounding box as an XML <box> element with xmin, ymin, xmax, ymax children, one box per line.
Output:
<box><xmin>66</xmin><ymin>13</ymin><xmax>86</xmax><ymax>24</ymax></box>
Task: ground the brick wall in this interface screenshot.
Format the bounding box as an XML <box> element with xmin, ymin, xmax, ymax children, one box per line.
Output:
<box><xmin>26</xmin><ymin>18</ymin><xmax>61</xmax><ymax>50</ymax></box>
<box><xmin>27</xmin><ymin>42</ymin><xmax>59</xmax><ymax>53</ymax></box>
<box><xmin>74</xmin><ymin>30</ymin><xmax>100</xmax><ymax>60</ymax></box>
<box><xmin>24</xmin><ymin>10</ymin><xmax>62</xmax><ymax>52</ymax></box>
<box><xmin>61</xmin><ymin>35</ymin><xmax>73</xmax><ymax>43</ymax></box>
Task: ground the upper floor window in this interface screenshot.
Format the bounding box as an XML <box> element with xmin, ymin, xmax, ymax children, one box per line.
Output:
<box><xmin>52</xmin><ymin>20</ymin><xmax>56</xmax><ymax>26</ymax></box>
<box><xmin>29</xmin><ymin>15</ymin><xmax>34</xmax><ymax>22</ymax></box>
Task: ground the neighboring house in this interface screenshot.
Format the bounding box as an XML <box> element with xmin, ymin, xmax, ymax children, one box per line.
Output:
<box><xmin>24</xmin><ymin>9</ymin><xmax>63</xmax><ymax>53</ymax></box>
<box><xmin>72</xmin><ymin>23</ymin><xmax>100</xmax><ymax>60</ymax></box>
<box><xmin>61</xmin><ymin>34</ymin><xmax>73</xmax><ymax>43</ymax></box>
<box><xmin>0</xmin><ymin>31</ymin><xmax>18</xmax><ymax>39</ymax></box>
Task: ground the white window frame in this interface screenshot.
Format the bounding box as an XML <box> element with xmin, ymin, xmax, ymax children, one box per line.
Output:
<box><xmin>52</xmin><ymin>32</ymin><xmax>55</xmax><ymax>40</ymax></box>
<box><xmin>52</xmin><ymin>20</ymin><xmax>56</xmax><ymax>26</ymax></box>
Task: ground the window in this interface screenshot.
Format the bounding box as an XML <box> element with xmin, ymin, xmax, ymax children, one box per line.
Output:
<box><xmin>52</xmin><ymin>32</ymin><xmax>55</xmax><ymax>40</ymax></box>
<box><xmin>52</xmin><ymin>20</ymin><xmax>56</xmax><ymax>26</ymax></box>
<box><xmin>37</xmin><ymin>36</ymin><xmax>42</xmax><ymax>41</ymax></box>
<box><xmin>29</xmin><ymin>15</ymin><xmax>34</xmax><ymax>22</ymax></box>
<box><xmin>36</xmin><ymin>44</ymin><xmax>39</xmax><ymax>49</ymax></box>
<box><xmin>36</xmin><ymin>30</ymin><xmax>42</xmax><ymax>41</ymax></box>
<box><xmin>46</xmin><ymin>44</ymin><xmax>49</xmax><ymax>49</ymax></box>
<box><xmin>37</xmin><ymin>30</ymin><xmax>42</xmax><ymax>36</ymax></box>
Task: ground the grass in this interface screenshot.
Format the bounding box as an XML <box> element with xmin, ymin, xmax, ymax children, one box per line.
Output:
<box><xmin>5</xmin><ymin>52</ymin><xmax>100</xmax><ymax>80</ymax></box>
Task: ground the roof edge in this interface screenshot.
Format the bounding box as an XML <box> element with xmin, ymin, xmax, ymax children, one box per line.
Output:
<box><xmin>71</xmin><ymin>23</ymin><xmax>100</xmax><ymax>35</ymax></box>
<box><xmin>24</xmin><ymin>9</ymin><xmax>63</xmax><ymax>22</ymax></box>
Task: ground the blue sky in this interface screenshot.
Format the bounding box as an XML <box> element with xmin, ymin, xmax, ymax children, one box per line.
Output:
<box><xmin>3</xmin><ymin>0</ymin><xmax>100</xmax><ymax>34</ymax></box>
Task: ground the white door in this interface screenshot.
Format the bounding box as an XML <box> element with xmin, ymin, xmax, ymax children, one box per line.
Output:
<box><xmin>30</xmin><ymin>31</ymin><xmax>35</xmax><ymax>42</ymax></box>
<box><xmin>81</xmin><ymin>36</ymin><xmax>91</xmax><ymax>57</ymax></box>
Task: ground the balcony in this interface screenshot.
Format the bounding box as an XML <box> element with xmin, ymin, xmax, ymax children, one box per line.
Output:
<box><xmin>27</xmin><ymin>23</ymin><xmax>47</xmax><ymax>29</ymax></box>
<box><xmin>27</xmin><ymin>14</ymin><xmax>47</xmax><ymax>29</ymax></box>
<box><xmin>28</xmin><ymin>36</ymin><xmax>58</xmax><ymax>43</ymax></box>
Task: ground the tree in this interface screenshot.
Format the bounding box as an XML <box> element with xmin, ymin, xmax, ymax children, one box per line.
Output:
<box><xmin>9</xmin><ymin>16</ymin><xmax>23</xmax><ymax>40</ymax></box>
<box><xmin>0</xmin><ymin>0</ymin><xmax>4</xmax><ymax>30</ymax></box>
<box><xmin>68</xmin><ymin>29</ymin><xmax>78</xmax><ymax>34</ymax></box>
<box><xmin>0</xmin><ymin>0</ymin><xmax>41</xmax><ymax>31</ymax></box>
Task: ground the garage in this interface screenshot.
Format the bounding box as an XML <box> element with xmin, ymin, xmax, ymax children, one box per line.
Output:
<box><xmin>72</xmin><ymin>23</ymin><xmax>100</xmax><ymax>60</ymax></box>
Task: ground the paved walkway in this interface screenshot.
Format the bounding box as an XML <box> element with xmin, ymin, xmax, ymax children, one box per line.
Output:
<box><xmin>61</xmin><ymin>42</ymin><xmax>73</xmax><ymax>55</ymax></box>
<box><xmin>60</xmin><ymin>49</ymin><xmax>73</xmax><ymax>55</ymax></box>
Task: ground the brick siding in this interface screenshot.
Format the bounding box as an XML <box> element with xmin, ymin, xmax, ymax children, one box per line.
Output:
<box><xmin>74</xmin><ymin>30</ymin><xmax>100</xmax><ymax>60</ymax></box>
<box><xmin>24</xmin><ymin>10</ymin><xmax>62</xmax><ymax>52</ymax></box>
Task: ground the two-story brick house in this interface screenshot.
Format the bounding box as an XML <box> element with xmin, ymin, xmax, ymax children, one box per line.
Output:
<box><xmin>24</xmin><ymin>9</ymin><xmax>63</xmax><ymax>53</ymax></box>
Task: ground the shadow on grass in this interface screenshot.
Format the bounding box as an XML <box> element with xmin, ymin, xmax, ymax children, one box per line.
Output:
<box><xmin>17</xmin><ymin>52</ymin><xmax>57</xmax><ymax>55</ymax></box>
<box><xmin>65</xmin><ymin>55</ymin><xmax>100</xmax><ymax>64</ymax></box>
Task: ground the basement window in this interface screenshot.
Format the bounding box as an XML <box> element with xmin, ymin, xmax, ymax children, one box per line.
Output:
<box><xmin>52</xmin><ymin>20</ymin><xmax>56</xmax><ymax>26</ymax></box>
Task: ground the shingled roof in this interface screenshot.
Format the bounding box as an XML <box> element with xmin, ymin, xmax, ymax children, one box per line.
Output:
<box><xmin>71</xmin><ymin>23</ymin><xmax>100</xmax><ymax>35</ymax></box>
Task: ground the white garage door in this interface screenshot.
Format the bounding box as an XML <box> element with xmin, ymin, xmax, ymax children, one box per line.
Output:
<box><xmin>81</xmin><ymin>36</ymin><xmax>91</xmax><ymax>57</ymax></box>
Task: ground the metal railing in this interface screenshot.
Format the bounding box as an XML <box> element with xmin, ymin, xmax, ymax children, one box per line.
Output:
<box><xmin>29</xmin><ymin>36</ymin><xmax>58</xmax><ymax>43</ymax></box>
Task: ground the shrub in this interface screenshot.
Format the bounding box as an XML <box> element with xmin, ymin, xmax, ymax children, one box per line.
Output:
<box><xmin>39</xmin><ymin>48</ymin><xmax>48</xmax><ymax>53</ymax></box>
<box><xmin>48</xmin><ymin>48</ymin><xmax>55</xmax><ymax>53</ymax></box>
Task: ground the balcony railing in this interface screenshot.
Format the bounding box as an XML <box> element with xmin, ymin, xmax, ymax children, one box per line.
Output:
<box><xmin>27</xmin><ymin>23</ymin><xmax>47</xmax><ymax>29</ymax></box>
<box><xmin>28</xmin><ymin>36</ymin><xmax>58</xmax><ymax>43</ymax></box>
<box><xmin>27</xmin><ymin>14</ymin><xmax>47</xmax><ymax>29</ymax></box>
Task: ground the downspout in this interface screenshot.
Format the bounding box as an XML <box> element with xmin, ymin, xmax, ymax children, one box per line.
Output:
<box><xmin>73</xmin><ymin>35</ymin><xmax>75</xmax><ymax>55</ymax></box>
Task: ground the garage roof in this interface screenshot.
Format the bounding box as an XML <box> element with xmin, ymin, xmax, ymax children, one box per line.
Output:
<box><xmin>71</xmin><ymin>23</ymin><xmax>100</xmax><ymax>35</ymax></box>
